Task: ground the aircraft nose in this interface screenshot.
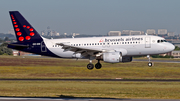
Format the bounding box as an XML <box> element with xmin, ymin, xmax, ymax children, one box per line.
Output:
<box><xmin>168</xmin><ymin>43</ymin><xmax>175</xmax><ymax>51</ymax></box>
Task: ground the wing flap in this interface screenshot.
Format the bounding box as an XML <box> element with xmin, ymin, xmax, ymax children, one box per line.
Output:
<box><xmin>56</xmin><ymin>43</ymin><xmax>102</xmax><ymax>56</ymax></box>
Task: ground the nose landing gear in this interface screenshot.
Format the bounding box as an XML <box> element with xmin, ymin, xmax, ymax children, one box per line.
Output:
<box><xmin>147</xmin><ymin>55</ymin><xmax>153</xmax><ymax>67</ymax></box>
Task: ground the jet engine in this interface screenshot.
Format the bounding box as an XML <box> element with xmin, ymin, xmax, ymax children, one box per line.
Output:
<box><xmin>102</xmin><ymin>52</ymin><xmax>132</xmax><ymax>63</ymax></box>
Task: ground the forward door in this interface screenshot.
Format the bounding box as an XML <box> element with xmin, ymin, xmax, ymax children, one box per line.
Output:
<box><xmin>145</xmin><ymin>37</ymin><xmax>151</xmax><ymax>48</ymax></box>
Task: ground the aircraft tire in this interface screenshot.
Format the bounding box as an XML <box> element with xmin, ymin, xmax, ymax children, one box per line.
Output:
<box><xmin>148</xmin><ymin>62</ymin><xmax>153</xmax><ymax>67</ymax></box>
<box><xmin>95</xmin><ymin>63</ymin><xmax>102</xmax><ymax>69</ymax></box>
<box><xmin>87</xmin><ymin>63</ymin><xmax>94</xmax><ymax>70</ymax></box>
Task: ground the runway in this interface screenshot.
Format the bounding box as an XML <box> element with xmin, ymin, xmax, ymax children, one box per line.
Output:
<box><xmin>133</xmin><ymin>59</ymin><xmax>180</xmax><ymax>63</ymax></box>
<box><xmin>1</xmin><ymin>78</ymin><xmax>180</xmax><ymax>82</ymax></box>
<box><xmin>0</xmin><ymin>97</ymin><xmax>180</xmax><ymax>101</ymax></box>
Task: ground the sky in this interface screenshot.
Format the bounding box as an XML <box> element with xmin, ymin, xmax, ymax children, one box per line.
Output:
<box><xmin>0</xmin><ymin>0</ymin><xmax>180</xmax><ymax>35</ymax></box>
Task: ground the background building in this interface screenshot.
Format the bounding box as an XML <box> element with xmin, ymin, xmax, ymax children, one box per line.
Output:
<box><xmin>168</xmin><ymin>32</ymin><xmax>174</xmax><ymax>37</ymax></box>
<box><xmin>108</xmin><ymin>31</ymin><xmax>121</xmax><ymax>36</ymax></box>
<box><xmin>72</xmin><ymin>33</ymin><xmax>80</xmax><ymax>37</ymax></box>
<box><xmin>166</xmin><ymin>51</ymin><xmax>180</xmax><ymax>58</ymax></box>
<box><xmin>158</xmin><ymin>29</ymin><xmax>167</xmax><ymax>35</ymax></box>
<box><xmin>146</xmin><ymin>29</ymin><xmax>156</xmax><ymax>35</ymax></box>
<box><xmin>41</xmin><ymin>27</ymin><xmax>59</xmax><ymax>37</ymax></box>
<box><xmin>8</xmin><ymin>29</ymin><xmax>15</xmax><ymax>35</ymax></box>
<box><xmin>121</xmin><ymin>30</ymin><xmax>132</xmax><ymax>36</ymax></box>
<box><xmin>171</xmin><ymin>40</ymin><xmax>180</xmax><ymax>48</ymax></box>
<box><xmin>130</xmin><ymin>31</ymin><xmax>143</xmax><ymax>35</ymax></box>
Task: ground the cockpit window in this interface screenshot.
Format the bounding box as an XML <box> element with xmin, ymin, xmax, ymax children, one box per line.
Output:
<box><xmin>157</xmin><ymin>40</ymin><xmax>167</xmax><ymax>43</ymax></box>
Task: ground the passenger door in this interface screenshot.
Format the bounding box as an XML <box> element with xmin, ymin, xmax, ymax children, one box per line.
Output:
<box><xmin>145</xmin><ymin>37</ymin><xmax>151</xmax><ymax>48</ymax></box>
<box><xmin>41</xmin><ymin>41</ymin><xmax>47</xmax><ymax>52</ymax></box>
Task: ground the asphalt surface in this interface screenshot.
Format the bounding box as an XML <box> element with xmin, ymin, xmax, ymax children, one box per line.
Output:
<box><xmin>133</xmin><ymin>59</ymin><xmax>180</xmax><ymax>63</ymax></box>
<box><xmin>1</xmin><ymin>78</ymin><xmax>180</xmax><ymax>82</ymax></box>
<box><xmin>0</xmin><ymin>97</ymin><xmax>180</xmax><ymax>101</ymax></box>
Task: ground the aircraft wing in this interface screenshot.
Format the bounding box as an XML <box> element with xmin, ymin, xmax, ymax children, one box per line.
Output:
<box><xmin>56</xmin><ymin>43</ymin><xmax>104</xmax><ymax>57</ymax></box>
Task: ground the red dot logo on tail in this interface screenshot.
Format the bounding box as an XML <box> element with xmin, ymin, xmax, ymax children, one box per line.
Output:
<box><xmin>19</xmin><ymin>37</ymin><xmax>24</xmax><ymax>41</ymax></box>
<box><xmin>25</xmin><ymin>36</ymin><xmax>31</xmax><ymax>40</ymax></box>
<box><xmin>11</xmin><ymin>14</ymin><xmax>14</xmax><ymax>19</ymax></box>
<box><xmin>15</xmin><ymin>28</ymin><xmax>20</xmax><ymax>31</ymax></box>
<box><xmin>30</xmin><ymin>32</ymin><xmax>35</xmax><ymax>36</ymax></box>
<box><xmin>29</xmin><ymin>28</ymin><xmax>33</xmax><ymax>31</ymax></box>
<box><xmin>14</xmin><ymin>25</ymin><xmax>18</xmax><ymax>28</ymax></box>
<box><xmin>27</xmin><ymin>26</ymin><xmax>30</xmax><ymax>29</ymax></box>
<box><xmin>17</xmin><ymin>32</ymin><xmax>22</xmax><ymax>36</ymax></box>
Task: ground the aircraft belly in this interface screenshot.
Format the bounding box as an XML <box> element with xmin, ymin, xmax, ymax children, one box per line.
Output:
<box><xmin>48</xmin><ymin>48</ymin><xmax>74</xmax><ymax>58</ymax></box>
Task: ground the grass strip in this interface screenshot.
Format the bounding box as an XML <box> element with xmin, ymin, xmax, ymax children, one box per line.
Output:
<box><xmin>0</xmin><ymin>56</ymin><xmax>180</xmax><ymax>79</ymax></box>
<box><xmin>0</xmin><ymin>81</ymin><xmax>180</xmax><ymax>99</ymax></box>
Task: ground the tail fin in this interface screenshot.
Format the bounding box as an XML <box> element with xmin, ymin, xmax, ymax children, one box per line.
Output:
<box><xmin>9</xmin><ymin>11</ymin><xmax>43</xmax><ymax>43</ymax></box>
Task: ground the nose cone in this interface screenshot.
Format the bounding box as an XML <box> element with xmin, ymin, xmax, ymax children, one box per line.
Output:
<box><xmin>168</xmin><ymin>43</ymin><xmax>175</xmax><ymax>51</ymax></box>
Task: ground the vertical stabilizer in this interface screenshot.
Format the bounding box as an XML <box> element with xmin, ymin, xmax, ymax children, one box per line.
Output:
<box><xmin>9</xmin><ymin>11</ymin><xmax>43</xmax><ymax>43</ymax></box>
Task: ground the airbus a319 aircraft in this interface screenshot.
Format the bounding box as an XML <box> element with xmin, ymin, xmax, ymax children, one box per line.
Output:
<box><xmin>8</xmin><ymin>11</ymin><xmax>175</xmax><ymax>70</ymax></box>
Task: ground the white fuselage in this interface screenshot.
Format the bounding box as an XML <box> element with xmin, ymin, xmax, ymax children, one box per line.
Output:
<box><xmin>43</xmin><ymin>35</ymin><xmax>174</xmax><ymax>59</ymax></box>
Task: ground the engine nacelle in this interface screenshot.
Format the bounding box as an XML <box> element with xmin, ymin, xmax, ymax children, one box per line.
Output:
<box><xmin>103</xmin><ymin>52</ymin><xmax>122</xmax><ymax>63</ymax></box>
<box><xmin>72</xmin><ymin>53</ymin><xmax>82</xmax><ymax>58</ymax></box>
<box><xmin>102</xmin><ymin>52</ymin><xmax>132</xmax><ymax>63</ymax></box>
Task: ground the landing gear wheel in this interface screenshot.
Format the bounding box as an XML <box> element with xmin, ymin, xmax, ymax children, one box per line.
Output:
<box><xmin>87</xmin><ymin>63</ymin><xmax>94</xmax><ymax>70</ymax></box>
<box><xmin>95</xmin><ymin>63</ymin><xmax>102</xmax><ymax>69</ymax></box>
<box><xmin>148</xmin><ymin>62</ymin><xmax>152</xmax><ymax>67</ymax></box>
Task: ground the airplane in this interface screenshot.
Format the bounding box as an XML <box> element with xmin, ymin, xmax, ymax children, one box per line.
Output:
<box><xmin>8</xmin><ymin>11</ymin><xmax>175</xmax><ymax>70</ymax></box>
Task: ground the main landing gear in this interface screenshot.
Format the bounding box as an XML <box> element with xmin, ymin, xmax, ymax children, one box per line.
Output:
<box><xmin>87</xmin><ymin>60</ymin><xmax>102</xmax><ymax>70</ymax></box>
<box><xmin>147</xmin><ymin>55</ymin><xmax>153</xmax><ymax>67</ymax></box>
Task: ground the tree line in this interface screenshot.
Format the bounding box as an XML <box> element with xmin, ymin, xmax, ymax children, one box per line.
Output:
<box><xmin>0</xmin><ymin>43</ymin><xmax>13</xmax><ymax>55</ymax></box>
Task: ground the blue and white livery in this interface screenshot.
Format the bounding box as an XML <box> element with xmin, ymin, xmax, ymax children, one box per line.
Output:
<box><xmin>8</xmin><ymin>11</ymin><xmax>175</xmax><ymax>70</ymax></box>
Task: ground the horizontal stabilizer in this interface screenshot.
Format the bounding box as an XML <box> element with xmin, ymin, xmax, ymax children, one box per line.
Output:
<box><xmin>8</xmin><ymin>43</ymin><xmax>29</xmax><ymax>48</ymax></box>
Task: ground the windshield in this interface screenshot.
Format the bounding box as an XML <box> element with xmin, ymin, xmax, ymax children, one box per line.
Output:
<box><xmin>157</xmin><ymin>39</ymin><xmax>167</xmax><ymax>43</ymax></box>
